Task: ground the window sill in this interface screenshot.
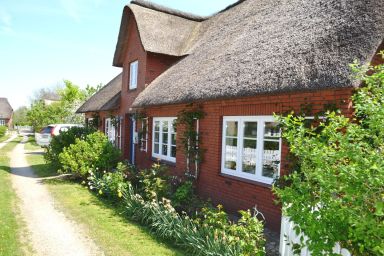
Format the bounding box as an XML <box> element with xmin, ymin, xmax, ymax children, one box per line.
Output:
<box><xmin>219</xmin><ymin>173</ymin><xmax>272</xmax><ymax>188</ymax></box>
<box><xmin>151</xmin><ymin>157</ymin><xmax>176</xmax><ymax>167</ymax></box>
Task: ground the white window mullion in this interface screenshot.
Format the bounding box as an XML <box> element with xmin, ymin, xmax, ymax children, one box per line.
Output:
<box><xmin>237</xmin><ymin>119</ymin><xmax>244</xmax><ymax>174</ymax></box>
<box><xmin>256</xmin><ymin>121</ymin><xmax>264</xmax><ymax>180</ymax></box>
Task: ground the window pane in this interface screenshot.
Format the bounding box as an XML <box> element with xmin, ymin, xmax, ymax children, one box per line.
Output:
<box><xmin>264</xmin><ymin>122</ymin><xmax>280</xmax><ymax>139</ymax></box>
<box><xmin>224</xmin><ymin>138</ymin><xmax>237</xmax><ymax>170</ymax></box>
<box><xmin>154</xmin><ymin>121</ymin><xmax>160</xmax><ymax>131</ymax></box>
<box><xmin>225</xmin><ymin>121</ymin><xmax>237</xmax><ymax>137</ymax></box>
<box><xmin>154</xmin><ymin>143</ymin><xmax>159</xmax><ymax>154</ymax></box>
<box><xmin>171</xmin><ymin>146</ymin><xmax>176</xmax><ymax>158</ymax></box>
<box><xmin>244</xmin><ymin>122</ymin><xmax>257</xmax><ymax>138</ymax></box>
<box><xmin>162</xmin><ymin>121</ymin><xmax>168</xmax><ymax>132</ymax></box>
<box><xmin>242</xmin><ymin>139</ymin><xmax>257</xmax><ymax>174</ymax></box>
<box><xmin>162</xmin><ymin>144</ymin><xmax>168</xmax><ymax>156</ymax></box>
<box><xmin>171</xmin><ymin>133</ymin><xmax>176</xmax><ymax>145</ymax></box>
<box><xmin>163</xmin><ymin>132</ymin><xmax>168</xmax><ymax>144</ymax></box>
<box><xmin>172</xmin><ymin>119</ymin><xmax>177</xmax><ymax>132</ymax></box>
<box><xmin>262</xmin><ymin>141</ymin><xmax>280</xmax><ymax>178</ymax></box>
<box><xmin>154</xmin><ymin>132</ymin><xmax>159</xmax><ymax>143</ymax></box>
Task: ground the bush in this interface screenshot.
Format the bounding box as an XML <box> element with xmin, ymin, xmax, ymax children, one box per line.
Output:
<box><xmin>45</xmin><ymin>126</ymin><xmax>96</xmax><ymax>169</ymax></box>
<box><xmin>274</xmin><ymin>56</ymin><xmax>384</xmax><ymax>255</ymax></box>
<box><xmin>58</xmin><ymin>131</ymin><xmax>121</xmax><ymax>178</ymax></box>
<box><xmin>0</xmin><ymin>126</ymin><xmax>7</xmax><ymax>138</ymax></box>
<box><xmin>87</xmin><ymin>169</ymin><xmax>128</xmax><ymax>200</ymax></box>
<box><xmin>196</xmin><ymin>205</ymin><xmax>266</xmax><ymax>255</ymax></box>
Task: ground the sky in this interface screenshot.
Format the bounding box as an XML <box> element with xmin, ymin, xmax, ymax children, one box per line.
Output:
<box><xmin>0</xmin><ymin>0</ymin><xmax>237</xmax><ymax>110</ymax></box>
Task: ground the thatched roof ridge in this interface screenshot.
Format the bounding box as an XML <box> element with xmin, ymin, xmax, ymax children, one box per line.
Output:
<box><xmin>131</xmin><ymin>0</ymin><xmax>208</xmax><ymax>22</ymax></box>
<box><xmin>0</xmin><ymin>98</ymin><xmax>13</xmax><ymax>119</ymax></box>
<box><xmin>76</xmin><ymin>73</ymin><xmax>122</xmax><ymax>113</ymax></box>
<box><xmin>133</xmin><ymin>0</ymin><xmax>384</xmax><ymax>107</ymax></box>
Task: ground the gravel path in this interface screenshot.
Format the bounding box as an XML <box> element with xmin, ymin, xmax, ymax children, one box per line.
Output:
<box><xmin>10</xmin><ymin>137</ymin><xmax>103</xmax><ymax>256</ymax></box>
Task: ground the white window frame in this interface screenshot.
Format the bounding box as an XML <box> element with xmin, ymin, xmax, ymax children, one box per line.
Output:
<box><xmin>105</xmin><ymin>118</ymin><xmax>116</xmax><ymax>144</ymax></box>
<box><xmin>140</xmin><ymin>118</ymin><xmax>148</xmax><ymax>152</ymax></box>
<box><xmin>221</xmin><ymin>116</ymin><xmax>282</xmax><ymax>184</ymax></box>
<box><xmin>129</xmin><ymin>60</ymin><xmax>138</xmax><ymax>90</ymax></box>
<box><xmin>0</xmin><ymin>119</ymin><xmax>5</xmax><ymax>126</ymax></box>
<box><xmin>152</xmin><ymin>117</ymin><xmax>177</xmax><ymax>162</ymax></box>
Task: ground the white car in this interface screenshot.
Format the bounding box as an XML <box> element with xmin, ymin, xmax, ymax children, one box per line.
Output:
<box><xmin>35</xmin><ymin>124</ymin><xmax>83</xmax><ymax>147</ymax></box>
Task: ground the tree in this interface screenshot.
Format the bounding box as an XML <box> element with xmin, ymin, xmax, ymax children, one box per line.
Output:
<box><xmin>26</xmin><ymin>80</ymin><xmax>100</xmax><ymax>131</ymax></box>
<box><xmin>13</xmin><ymin>106</ymin><xmax>29</xmax><ymax>126</ymax></box>
<box><xmin>274</xmin><ymin>53</ymin><xmax>384</xmax><ymax>255</ymax></box>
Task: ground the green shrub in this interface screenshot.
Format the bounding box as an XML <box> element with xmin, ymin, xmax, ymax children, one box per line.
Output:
<box><xmin>196</xmin><ymin>205</ymin><xmax>266</xmax><ymax>255</ymax></box>
<box><xmin>45</xmin><ymin>126</ymin><xmax>96</xmax><ymax>169</ymax></box>
<box><xmin>87</xmin><ymin>169</ymin><xmax>128</xmax><ymax>200</ymax></box>
<box><xmin>0</xmin><ymin>126</ymin><xmax>7</xmax><ymax>138</ymax></box>
<box><xmin>274</xmin><ymin>56</ymin><xmax>384</xmax><ymax>255</ymax></box>
<box><xmin>58</xmin><ymin>131</ymin><xmax>121</xmax><ymax>178</ymax></box>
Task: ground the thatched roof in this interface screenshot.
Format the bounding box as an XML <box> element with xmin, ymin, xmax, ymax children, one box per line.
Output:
<box><xmin>76</xmin><ymin>73</ymin><xmax>122</xmax><ymax>113</ymax></box>
<box><xmin>0</xmin><ymin>98</ymin><xmax>13</xmax><ymax>119</ymax></box>
<box><xmin>113</xmin><ymin>0</ymin><xmax>208</xmax><ymax>66</ymax></box>
<box><xmin>132</xmin><ymin>0</ymin><xmax>384</xmax><ymax>107</ymax></box>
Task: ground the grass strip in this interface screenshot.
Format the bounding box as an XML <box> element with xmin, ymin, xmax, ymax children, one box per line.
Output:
<box><xmin>0</xmin><ymin>136</ymin><xmax>25</xmax><ymax>256</ymax></box>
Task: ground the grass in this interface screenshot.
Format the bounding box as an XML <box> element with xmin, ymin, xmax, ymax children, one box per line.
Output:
<box><xmin>27</xmin><ymin>152</ymin><xmax>186</xmax><ymax>256</ymax></box>
<box><xmin>24</xmin><ymin>135</ymin><xmax>42</xmax><ymax>151</ymax></box>
<box><xmin>0</xmin><ymin>136</ymin><xmax>25</xmax><ymax>256</ymax></box>
<box><xmin>0</xmin><ymin>133</ymin><xmax>10</xmax><ymax>143</ymax></box>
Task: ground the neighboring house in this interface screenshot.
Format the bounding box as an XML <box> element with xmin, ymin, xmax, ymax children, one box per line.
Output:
<box><xmin>76</xmin><ymin>73</ymin><xmax>123</xmax><ymax>149</ymax></box>
<box><xmin>0</xmin><ymin>98</ymin><xmax>13</xmax><ymax>128</ymax></box>
<box><xmin>43</xmin><ymin>94</ymin><xmax>61</xmax><ymax>106</ymax></box>
<box><xmin>81</xmin><ymin>0</ymin><xmax>384</xmax><ymax>230</ymax></box>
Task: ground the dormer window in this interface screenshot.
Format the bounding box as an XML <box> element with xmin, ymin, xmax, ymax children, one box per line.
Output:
<box><xmin>129</xmin><ymin>60</ymin><xmax>138</xmax><ymax>90</ymax></box>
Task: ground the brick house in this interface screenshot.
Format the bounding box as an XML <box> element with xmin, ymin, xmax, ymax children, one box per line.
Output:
<box><xmin>80</xmin><ymin>0</ymin><xmax>384</xmax><ymax>230</ymax></box>
<box><xmin>77</xmin><ymin>73</ymin><xmax>123</xmax><ymax>148</ymax></box>
<box><xmin>0</xmin><ymin>98</ymin><xmax>13</xmax><ymax>128</ymax></box>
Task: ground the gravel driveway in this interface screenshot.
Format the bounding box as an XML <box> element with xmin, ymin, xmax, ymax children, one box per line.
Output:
<box><xmin>10</xmin><ymin>137</ymin><xmax>103</xmax><ymax>256</ymax></box>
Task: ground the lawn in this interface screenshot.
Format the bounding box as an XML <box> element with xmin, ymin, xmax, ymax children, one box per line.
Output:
<box><xmin>24</xmin><ymin>135</ymin><xmax>42</xmax><ymax>151</ymax></box>
<box><xmin>26</xmin><ymin>151</ymin><xmax>185</xmax><ymax>256</ymax></box>
<box><xmin>0</xmin><ymin>136</ymin><xmax>27</xmax><ymax>256</ymax></box>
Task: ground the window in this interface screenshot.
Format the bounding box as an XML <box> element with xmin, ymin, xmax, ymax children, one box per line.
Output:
<box><xmin>152</xmin><ymin>117</ymin><xmax>177</xmax><ymax>162</ymax></box>
<box><xmin>129</xmin><ymin>60</ymin><xmax>138</xmax><ymax>90</ymax></box>
<box><xmin>105</xmin><ymin>118</ymin><xmax>116</xmax><ymax>144</ymax></box>
<box><xmin>0</xmin><ymin>119</ymin><xmax>6</xmax><ymax>126</ymax></box>
<box><xmin>221</xmin><ymin>116</ymin><xmax>281</xmax><ymax>184</ymax></box>
<box><xmin>140</xmin><ymin>118</ymin><xmax>148</xmax><ymax>152</ymax></box>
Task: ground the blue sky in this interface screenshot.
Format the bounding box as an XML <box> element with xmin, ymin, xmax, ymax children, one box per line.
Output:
<box><xmin>0</xmin><ymin>0</ymin><xmax>237</xmax><ymax>110</ymax></box>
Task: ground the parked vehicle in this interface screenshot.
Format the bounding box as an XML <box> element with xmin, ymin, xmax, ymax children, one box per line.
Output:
<box><xmin>35</xmin><ymin>124</ymin><xmax>83</xmax><ymax>147</ymax></box>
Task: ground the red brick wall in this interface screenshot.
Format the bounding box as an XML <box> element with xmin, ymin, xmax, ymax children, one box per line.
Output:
<box><xmin>133</xmin><ymin>87</ymin><xmax>355</xmax><ymax>231</ymax></box>
<box><xmin>119</xmin><ymin>13</ymin><xmax>182</xmax><ymax>159</ymax></box>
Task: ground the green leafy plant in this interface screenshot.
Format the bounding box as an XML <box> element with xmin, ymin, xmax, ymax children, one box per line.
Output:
<box><xmin>274</xmin><ymin>53</ymin><xmax>384</xmax><ymax>255</ymax></box>
<box><xmin>87</xmin><ymin>169</ymin><xmax>128</xmax><ymax>200</ymax></box>
<box><xmin>176</xmin><ymin>104</ymin><xmax>205</xmax><ymax>179</ymax></box>
<box><xmin>58</xmin><ymin>131</ymin><xmax>121</xmax><ymax>178</ymax></box>
<box><xmin>45</xmin><ymin>126</ymin><xmax>96</xmax><ymax>170</ymax></box>
<box><xmin>0</xmin><ymin>126</ymin><xmax>7</xmax><ymax>138</ymax></box>
<box><xmin>197</xmin><ymin>205</ymin><xmax>265</xmax><ymax>256</ymax></box>
<box><xmin>137</xmin><ymin>163</ymin><xmax>171</xmax><ymax>200</ymax></box>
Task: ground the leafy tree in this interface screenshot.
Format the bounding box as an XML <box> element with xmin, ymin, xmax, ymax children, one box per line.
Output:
<box><xmin>274</xmin><ymin>53</ymin><xmax>384</xmax><ymax>255</ymax></box>
<box><xmin>26</xmin><ymin>80</ymin><xmax>100</xmax><ymax>131</ymax></box>
<box><xmin>12</xmin><ymin>106</ymin><xmax>29</xmax><ymax>126</ymax></box>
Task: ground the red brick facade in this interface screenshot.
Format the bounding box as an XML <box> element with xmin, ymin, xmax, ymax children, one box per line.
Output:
<box><xmin>131</xmin><ymin>88</ymin><xmax>354</xmax><ymax>230</ymax></box>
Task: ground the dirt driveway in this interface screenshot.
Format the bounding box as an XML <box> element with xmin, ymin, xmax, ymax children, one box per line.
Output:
<box><xmin>10</xmin><ymin>137</ymin><xmax>103</xmax><ymax>256</ymax></box>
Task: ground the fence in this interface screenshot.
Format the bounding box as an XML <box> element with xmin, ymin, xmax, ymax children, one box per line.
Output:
<box><xmin>279</xmin><ymin>216</ymin><xmax>351</xmax><ymax>256</ymax></box>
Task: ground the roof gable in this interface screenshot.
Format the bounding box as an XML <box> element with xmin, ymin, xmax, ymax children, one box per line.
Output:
<box><xmin>113</xmin><ymin>1</ymin><xmax>206</xmax><ymax>67</ymax></box>
<box><xmin>76</xmin><ymin>73</ymin><xmax>122</xmax><ymax>113</ymax></box>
